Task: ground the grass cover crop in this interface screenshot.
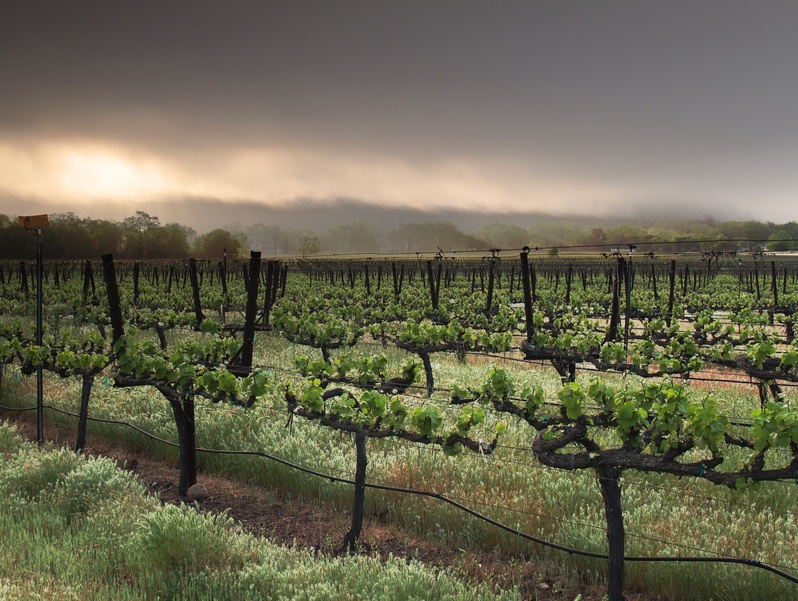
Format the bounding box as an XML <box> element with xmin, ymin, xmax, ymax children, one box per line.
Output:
<box><xmin>0</xmin><ymin>421</ymin><xmax>520</xmax><ymax>601</ymax></box>
<box><xmin>5</xmin><ymin>254</ymin><xmax>798</xmax><ymax>599</ymax></box>
<box><xmin>3</xmin><ymin>338</ymin><xmax>798</xmax><ymax>600</ymax></box>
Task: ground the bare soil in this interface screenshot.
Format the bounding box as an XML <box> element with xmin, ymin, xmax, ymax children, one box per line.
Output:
<box><xmin>2</xmin><ymin>411</ymin><xmax>652</xmax><ymax>601</ymax></box>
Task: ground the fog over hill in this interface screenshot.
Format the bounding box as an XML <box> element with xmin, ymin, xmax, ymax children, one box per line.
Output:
<box><xmin>131</xmin><ymin>197</ymin><xmax>751</xmax><ymax>234</ymax></box>
<box><xmin>3</xmin><ymin>193</ymin><xmax>796</xmax><ymax>260</ymax></box>
<box><xmin>4</xmin><ymin>195</ymin><xmax>748</xmax><ymax>236</ymax></box>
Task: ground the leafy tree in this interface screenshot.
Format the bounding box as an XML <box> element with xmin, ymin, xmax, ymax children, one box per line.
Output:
<box><xmin>156</xmin><ymin>223</ymin><xmax>193</xmax><ymax>258</ymax></box>
<box><xmin>47</xmin><ymin>213</ymin><xmax>91</xmax><ymax>259</ymax></box>
<box><xmin>322</xmin><ymin>222</ymin><xmax>381</xmax><ymax>253</ymax></box>
<box><xmin>645</xmin><ymin>219</ymin><xmax>715</xmax><ymax>252</ymax></box>
<box><xmin>582</xmin><ymin>226</ymin><xmax>608</xmax><ymax>247</ymax></box>
<box><xmin>780</xmin><ymin>221</ymin><xmax>798</xmax><ymax>240</ymax></box>
<box><xmin>705</xmin><ymin>233</ymin><xmax>735</xmax><ymax>252</ymax></box>
<box><xmin>670</xmin><ymin>235</ymin><xmax>703</xmax><ymax>253</ymax></box>
<box><xmin>766</xmin><ymin>230</ymin><xmax>796</xmax><ymax>251</ymax></box>
<box><xmin>193</xmin><ymin>229</ymin><xmax>245</xmax><ymax>259</ymax></box>
<box><xmin>0</xmin><ymin>215</ymin><xmax>35</xmax><ymax>259</ymax></box>
<box><xmin>85</xmin><ymin>218</ymin><xmax>124</xmax><ymax>256</ymax></box>
<box><xmin>298</xmin><ymin>236</ymin><xmax>321</xmax><ymax>258</ymax></box>
<box><xmin>240</xmin><ymin>223</ymin><xmax>296</xmax><ymax>255</ymax></box>
<box><xmin>605</xmin><ymin>224</ymin><xmax>651</xmax><ymax>246</ymax></box>
<box><xmin>474</xmin><ymin>221</ymin><xmax>529</xmax><ymax>249</ymax></box>
<box><xmin>528</xmin><ymin>220</ymin><xmax>582</xmax><ymax>249</ymax></box>
<box><xmin>118</xmin><ymin>211</ymin><xmax>161</xmax><ymax>258</ymax></box>
<box><xmin>387</xmin><ymin>221</ymin><xmax>484</xmax><ymax>252</ymax></box>
<box><xmin>717</xmin><ymin>220</ymin><xmax>772</xmax><ymax>247</ymax></box>
<box><xmin>123</xmin><ymin>211</ymin><xmax>160</xmax><ymax>233</ymax></box>
<box><xmin>116</xmin><ymin>213</ymin><xmax>192</xmax><ymax>259</ymax></box>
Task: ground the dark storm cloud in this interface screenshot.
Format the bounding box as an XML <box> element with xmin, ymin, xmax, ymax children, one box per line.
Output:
<box><xmin>3</xmin><ymin>1</ymin><xmax>798</xmax><ymax>223</ymax></box>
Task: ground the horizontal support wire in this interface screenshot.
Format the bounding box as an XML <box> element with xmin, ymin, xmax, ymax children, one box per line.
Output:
<box><xmin>8</xmin><ymin>390</ymin><xmax>798</xmax><ymax>525</ymax></box>
<box><xmin>1</xmin><ymin>399</ymin><xmax>796</xmax><ymax>585</ymax></box>
<box><xmin>272</xmin><ymin>236</ymin><xmax>793</xmax><ymax>259</ymax></box>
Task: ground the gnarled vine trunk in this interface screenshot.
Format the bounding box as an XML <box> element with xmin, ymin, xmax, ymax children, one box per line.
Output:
<box><xmin>597</xmin><ymin>465</ymin><xmax>625</xmax><ymax>601</ymax></box>
<box><xmin>343</xmin><ymin>431</ymin><xmax>368</xmax><ymax>553</ymax></box>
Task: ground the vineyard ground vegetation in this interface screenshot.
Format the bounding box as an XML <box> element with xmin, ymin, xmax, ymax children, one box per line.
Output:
<box><xmin>3</xmin><ymin>252</ymin><xmax>798</xmax><ymax>599</ymax></box>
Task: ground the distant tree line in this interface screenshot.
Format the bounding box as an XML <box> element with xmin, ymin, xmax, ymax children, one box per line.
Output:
<box><xmin>1</xmin><ymin>211</ymin><xmax>247</xmax><ymax>260</ymax></box>
<box><xmin>2</xmin><ymin>211</ymin><xmax>797</xmax><ymax>260</ymax></box>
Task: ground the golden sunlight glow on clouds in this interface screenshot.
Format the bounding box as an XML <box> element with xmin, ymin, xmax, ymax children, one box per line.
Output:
<box><xmin>57</xmin><ymin>150</ymin><xmax>171</xmax><ymax>199</ymax></box>
<box><xmin>0</xmin><ymin>138</ymin><xmax>625</xmax><ymax>216</ymax></box>
<box><xmin>0</xmin><ymin>141</ymin><xmax>179</xmax><ymax>202</ymax></box>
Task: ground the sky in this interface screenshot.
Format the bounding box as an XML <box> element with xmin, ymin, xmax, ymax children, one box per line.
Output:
<box><xmin>3</xmin><ymin>1</ymin><xmax>798</xmax><ymax>232</ymax></box>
